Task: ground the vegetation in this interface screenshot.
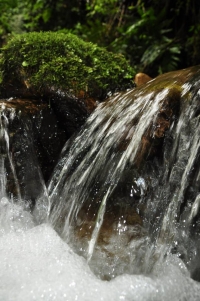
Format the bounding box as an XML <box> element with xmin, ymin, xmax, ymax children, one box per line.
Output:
<box><xmin>0</xmin><ymin>0</ymin><xmax>200</xmax><ymax>76</ymax></box>
<box><xmin>0</xmin><ymin>31</ymin><xmax>134</xmax><ymax>99</ymax></box>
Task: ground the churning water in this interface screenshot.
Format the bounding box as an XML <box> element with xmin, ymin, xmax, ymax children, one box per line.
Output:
<box><xmin>1</xmin><ymin>67</ymin><xmax>200</xmax><ymax>300</ymax></box>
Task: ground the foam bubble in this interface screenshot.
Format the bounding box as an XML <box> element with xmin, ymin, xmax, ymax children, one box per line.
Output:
<box><xmin>0</xmin><ymin>197</ymin><xmax>34</xmax><ymax>235</ymax></box>
<box><xmin>0</xmin><ymin>217</ymin><xmax>200</xmax><ymax>301</ymax></box>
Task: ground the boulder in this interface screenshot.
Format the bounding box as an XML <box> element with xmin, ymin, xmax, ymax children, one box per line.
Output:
<box><xmin>0</xmin><ymin>31</ymin><xmax>135</xmax><ymax>154</ymax></box>
<box><xmin>0</xmin><ymin>98</ymin><xmax>66</xmax><ymax>201</ymax></box>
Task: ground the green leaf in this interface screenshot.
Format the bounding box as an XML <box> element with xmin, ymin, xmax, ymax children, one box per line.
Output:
<box><xmin>22</xmin><ymin>61</ymin><xmax>29</xmax><ymax>67</ymax></box>
<box><xmin>42</xmin><ymin>8</ymin><xmax>51</xmax><ymax>23</ymax></box>
<box><xmin>169</xmin><ymin>47</ymin><xmax>181</xmax><ymax>54</ymax></box>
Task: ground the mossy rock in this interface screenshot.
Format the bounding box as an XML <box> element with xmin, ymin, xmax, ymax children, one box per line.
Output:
<box><xmin>0</xmin><ymin>31</ymin><xmax>135</xmax><ymax>99</ymax></box>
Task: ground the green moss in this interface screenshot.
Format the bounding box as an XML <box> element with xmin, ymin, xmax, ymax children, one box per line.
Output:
<box><xmin>0</xmin><ymin>31</ymin><xmax>135</xmax><ymax>98</ymax></box>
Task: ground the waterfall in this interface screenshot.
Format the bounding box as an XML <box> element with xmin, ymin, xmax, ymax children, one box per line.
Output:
<box><xmin>47</xmin><ymin>67</ymin><xmax>200</xmax><ymax>279</ymax></box>
<box><xmin>1</xmin><ymin>67</ymin><xmax>200</xmax><ymax>300</ymax></box>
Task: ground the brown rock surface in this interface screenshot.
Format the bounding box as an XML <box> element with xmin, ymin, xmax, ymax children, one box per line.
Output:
<box><xmin>134</xmin><ymin>73</ymin><xmax>152</xmax><ymax>86</ymax></box>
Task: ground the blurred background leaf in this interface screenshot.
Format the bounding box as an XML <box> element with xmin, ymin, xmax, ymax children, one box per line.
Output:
<box><xmin>0</xmin><ymin>0</ymin><xmax>200</xmax><ymax>76</ymax></box>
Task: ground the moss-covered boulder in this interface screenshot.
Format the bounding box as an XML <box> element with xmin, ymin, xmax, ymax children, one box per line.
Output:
<box><xmin>0</xmin><ymin>31</ymin><xmax>135</xmax><ymax>139</ymax></box>
<box><xmin>0</xmin><ymin>31</ymin><xmax>134</xmax><ymax>100</ymax></box>
<box><xmin>0</xmin><ymin>31</ymin><xmax>135</xmax><ymax>184</ymax></box>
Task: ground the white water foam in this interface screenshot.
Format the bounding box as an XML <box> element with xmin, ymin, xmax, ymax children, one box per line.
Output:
<box><xmin>0</xmin><ymin>200</ymin><xmax>200</xmax><ymax>301</ymax></box>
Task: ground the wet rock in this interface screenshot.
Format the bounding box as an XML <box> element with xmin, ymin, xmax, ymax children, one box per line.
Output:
<box><xmin>0</xmin><ymin>98</ymin><xmax>66</xmax><ymax>197</ymax></box>
<box><xmin>1</xmin><ymin>81</ymin><xmax>98</xmax><ymax>138</ymax></box>
<box><xmin>49</xmin><ymin>89</ymin><xmax>97</xmax><ymax>137</ymax></box>
<box><xmin>119</xmin><ymin>66</ymin><xmax>200</xmax><ymax>167</ymax></box>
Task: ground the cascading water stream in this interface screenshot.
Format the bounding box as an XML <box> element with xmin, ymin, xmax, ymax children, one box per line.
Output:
<box><xmin>87</xmin><ymin>89</ymin><xmax>169</xmax><ymax>262</ymax></box>
<box><xmin>2</xmin><ymin>67</ymin><xmax>200</xmax><ymax>300</ymax></box>
<box><xmin>47</xmin><ymin>67</ymin><xmax>200</xmax><ymax>280</ymax></box>
<box><xmin>0</xmin><ymin>107</ymin><xmax>21</xmax><ymax>202</ymax></box>
<box><xmin>48</xmin><ymin>88</ymin><xmax>169</xmax><ymax>265</ymax></box>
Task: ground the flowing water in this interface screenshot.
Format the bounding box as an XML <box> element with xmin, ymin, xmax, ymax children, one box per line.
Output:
<box><xmin>1</xmin><ymin>68</ymin><xmax>200</xmax><ymax>300</ymax></box>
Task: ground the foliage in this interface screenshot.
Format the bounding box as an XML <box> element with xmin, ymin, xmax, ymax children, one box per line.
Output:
<box><xmin>0</xmin><ymin>0</ymin><xmax>200</xmax><ymax>76</ymax></box>
<box><xmin>73</xmin><ymin>0</ymin><xmax>200</xmax><ymax>75</ymax></box>
<box><xmin>0</xmin><ymin>31</ymin><xmax>134</xmax><ymax>98</ymax></box>
<box><xmin>0</xmin><ymin>0</ymin><xmax>87</xmax><ymax>35</ymax></box>
<box><xmin>0</xmin><ymin>0</ymin><xmax>18</xmax><ymax>43</ymax></box>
